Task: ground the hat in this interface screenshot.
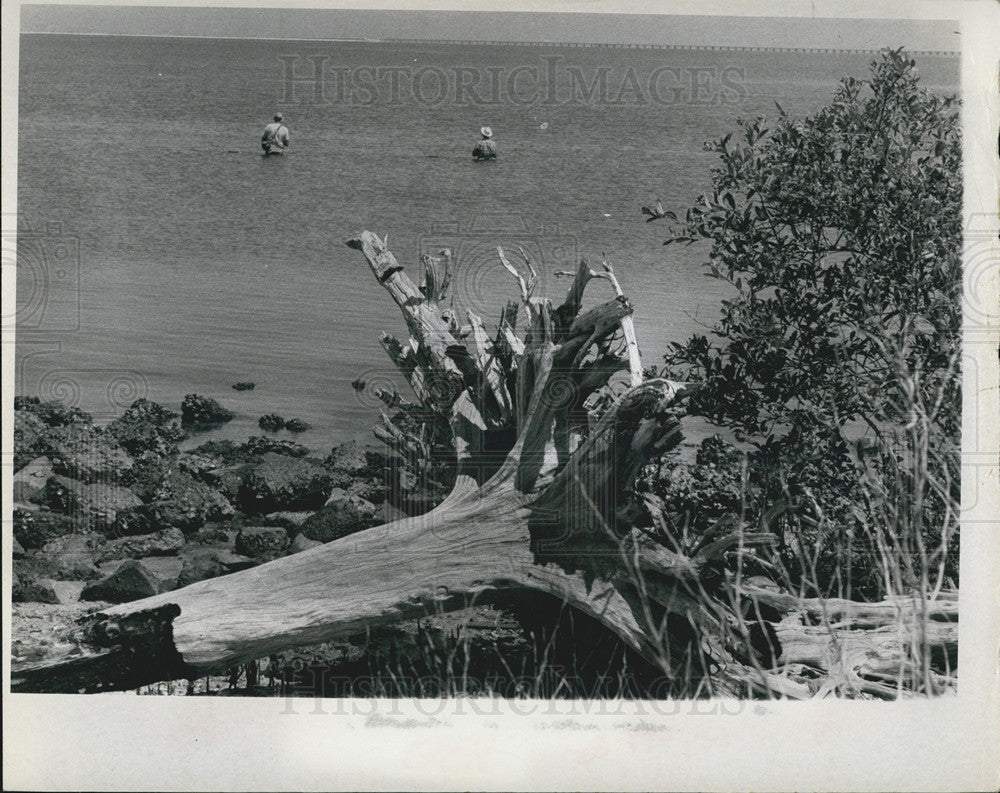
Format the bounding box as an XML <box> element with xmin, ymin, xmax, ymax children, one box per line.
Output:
<box><xmin>274</xmin><ymin>113</ymin><xmax>284</xmax><ymax>122</ymax></box>
<box><xmin>480</xmin><ymin>126</ymin><xmax>493</xmax><ymax>138</ymax></box>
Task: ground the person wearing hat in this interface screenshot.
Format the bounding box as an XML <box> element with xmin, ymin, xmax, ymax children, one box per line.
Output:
<box><xmin>261</xmin><ymin>113</ymin><xmax>290</xmax><ymax>155</ymax></box>
<box><xmin>472</xmin><ymin>126</ymin><xmax>497</xmax><ymax>161</ymax></box>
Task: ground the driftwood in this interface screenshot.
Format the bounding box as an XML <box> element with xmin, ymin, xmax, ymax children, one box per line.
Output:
<box><xmin>11</xmin><ymin>233</ymin><xmax>957</xmax><ymax>697</ymax></box>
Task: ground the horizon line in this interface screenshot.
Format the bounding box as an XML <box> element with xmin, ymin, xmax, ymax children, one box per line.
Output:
<box><xmin>17</xmin><ymin>31</ymin><xmax>959</xmax><ymax>55</ymax></box>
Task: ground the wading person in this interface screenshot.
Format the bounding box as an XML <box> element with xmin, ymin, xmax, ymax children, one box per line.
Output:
<box><xmin>472</xmin><ymin>126</ymin><xmax>496</xmax><ymax>161</ymax></box>
<box><xmin>261</xmin><ymin>112</ymin><xmax>290</xmax><ymax>155</ymax></box>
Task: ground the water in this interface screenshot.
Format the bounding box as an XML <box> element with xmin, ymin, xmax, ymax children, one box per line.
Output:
<box><xmin>15</xmin><ymin>35</ymin><xmax>958</xmax><ymax>452</ymax></box>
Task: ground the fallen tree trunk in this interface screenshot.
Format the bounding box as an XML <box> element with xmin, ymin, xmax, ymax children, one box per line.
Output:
<box><xmin>11</xmin><ymin>234</ymin><xmax>957</xmax><ymax>698</ymax></box>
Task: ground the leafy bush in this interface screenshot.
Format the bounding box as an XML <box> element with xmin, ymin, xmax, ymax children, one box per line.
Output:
<box><xmin>656</xmin><ymin>50</ymin><xmax>961</xmax><ymax>599</ymax></box>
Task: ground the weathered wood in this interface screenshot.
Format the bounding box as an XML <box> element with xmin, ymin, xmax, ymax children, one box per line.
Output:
<box><xmin>11</xmin><ymin>233</ymin><xmax>957</xmax><ymax>699</ymax></box>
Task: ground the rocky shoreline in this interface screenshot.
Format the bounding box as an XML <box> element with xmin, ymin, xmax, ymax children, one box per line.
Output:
<box><xmin>11</xmin><ymin>393</ymin><xmax>549</xmax><ymax>694</ymax></box>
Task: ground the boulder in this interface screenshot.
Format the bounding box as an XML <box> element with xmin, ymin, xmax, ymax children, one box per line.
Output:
<box><xmin>94</xmin><ymin>527</ymin><xmax>185</xmax><ymax>562</ymax></box>
<box><xmin>323</xmin><ymin>440</ymin><xmax>370</xmax><ymax>477</ymax></box>
<box><xmin>81</xmin><ymin>560</ymin><xmax>164</xmax><ymax>603</ymax></box>
<box><xmin>41</xmin><ymin>475</ymin><xmax>143</xmax><ymax>533</ymax></box>
<box><xmin>175</xmin><ymin>549</ymin><xmax>257</xmax><ymax>588</ymax></box>
<box><xmin>13</xmin><ymin>506</ymin><xmax>77</xmax><ymax>550</ymax></box>
<box><xmin>235</xmin><ymin>526</ymin><xmax>289</xmax><ymax>558</ymax></box>
<box><xmin>150</xmin><ymin>469</ymin><xmax>234</xmax><ymax>530</ymax></box>
<box><xmin>284</xmin><ymin>418</ymin><xmax>312</xmax><ymax>433</ymax></box>
<box><xmin>239</xmin><ymin>453</ymin><xmax>333</xmax><ymax>513</ymax></box>
<box><xmin>117</xmin><ymin>469</ymin><xmax>234</xmax><ymax>535</ymax></box>
<box><xmin>264</xmin><ymin>511</ymin><xmax>313</xmax><ymax>530</ymax></box>
<box><xmin>181</xmin><ymin>394</ymin><xmax>235</xmax><ymax>427</ymax></box>
<box><xmin>12</xmin><ymin>569</ymin><xmax>60</xmax><ymax>604</ymax></box>
<box><xmin>289</xmin><ymin>533</ymin><xmax>323</xmax><ymax>554</ymax></box>
<box><xmin>232</xmin><ymin>381</ymin><xmax>255</xmax><ymax>391</ymax></box>
<box><xmin>14</xmin><ymin>396</ymin><xmax>93</xmax><ymax>427</ymax></box>
<box><xmin>193</xmin><ymin>436</ymin><xmax>309</xmax><ymax>464</ymax></box>
<box><xmin>243</xmin><ymin>436</ymin><xmax>309</xmax><ymax>458</ymax></box>
<box><xmin>12</xmin><ymin>456</ymin><xmax>54</xmax><ymax>502</ymax></box>
<box><xmin>345</xmin><ymin>477</ymin><xmax>387</xmax><ymax>505</ymax></box>
<box><xmin>201</xmin><ymin>463</ymin><xmax>252</xmax><ymax>503</ymax></box>
<box><xmin>177</xmin><ymin>452</ymin><xmax>223</xmax><ymax>481</ymax></box>
<box><xmin>298</xmin><ymin>496</ymin><xmax>380</xmax><ymax>543</ymax></box>
<box><xmin>187</xmin><ymin>526</ymin><xmax>233</xmax><ymax>545</ymax></box>
<box><xmin>323</xmin><ymin>441</ymin><xmax>387</xmax><ymax>493</ymax></box>
<box><xmin>258</xmin><ymin>413</ymin><xmax>286</xmax><ymax>432</ymax></box>
<box><xmin>14</xmin><ymin>411</ymin><xmax>49</xmax><ymax>471</ymax></box>
<box><xmin>39</xmin><ymin>424</ymin><xmax>133</xmax><ymax>485</ymax></box>
<box><xmin>323</xmin><ymin>487</ymin><xmax>379</xmax><ymax>512</ymax></box>
<box><xmin>135</xmin><ymin>556</ymin><xmax>184</xmax><ymax>590</ymax></box>
<box><xmin>35</xmin><ymin>534</ymin><xmax>105</xmax><ymax>581</ymax></box>
<box><xmin>122</xmin><ymin>454</ymin><xmax>174</xmax><ymax>501</ymax></box>
<box><xmin>191</xmin><ymin>439</ymin><xmax>249</xmax><ymax>463</ymax></box>
<box><xmin>48</xmin><ymin>580</ymin><xmax>87</xmax><ymax>605</ymax></box>
<box><xmin>106</xmin><ymin>398</ymin><xmax>187</xmax><ymax>456</ymax></box>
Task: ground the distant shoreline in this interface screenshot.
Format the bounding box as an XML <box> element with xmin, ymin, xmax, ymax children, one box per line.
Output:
<box><xmin>17</xmin><ymin>32</ymin><xmax>958</xmax><ymax>57</ymax></box>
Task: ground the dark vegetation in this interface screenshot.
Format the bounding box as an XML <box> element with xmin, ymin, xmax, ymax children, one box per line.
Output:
<box><xmin>655</xmin><ymin>49</ymin><xmax>961</xmax><ymax>603</ymax></box>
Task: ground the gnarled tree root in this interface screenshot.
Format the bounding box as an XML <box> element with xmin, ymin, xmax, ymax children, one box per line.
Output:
<box><xmin>10</xmin><ymin>233</ymin><xmax>957</xmax><ymax>698</ymax></box>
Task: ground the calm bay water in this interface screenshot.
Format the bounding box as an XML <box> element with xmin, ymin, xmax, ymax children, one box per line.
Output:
<box><xmin>15</xmin><ymin>35</ymin><xmax>958</xmax><ymax>451</ymax></box>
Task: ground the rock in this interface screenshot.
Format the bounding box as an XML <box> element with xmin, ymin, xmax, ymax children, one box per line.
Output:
<box><xmin>323</xmin><ymin>441</ymin><xmax>386</xmax><ymax>491</ymax></box>
<box><xmin>235</xmin><ymin>526</ymin><xmax>289</xmax><ymax>558</ymax></box>
<box><xmin>106</xmin><ymin>398</ymin><xmax>187</xmax><ymax>456</ymax></box>
<box><xmin>284</xmin><ymin>418</ymin><xmax>312</xmax><ymax>433</ymax></box>
<box><xmin>212</xmin><ymin>549</ymin><xmax>257</xmax><ymax>569</ymax></box>
<box><xmin>35</xmin><ymin>534</ymin><xmax>105</xmax><ymax>581</ymax></box>
<box><xmin>187</xmin><ymin>526</ymin><xmax>233</xmax><ymax>545</ymax></box>
<box><xmin>135</xmin><ymin>556</ymin><xmax>184</xmax><ymax>589</ymax></box>
<box><xmin>14</xmin><ymin>411</ymin><xmax>49</xmax><ymax>472</ymax></box>
<box><xmin>298</xmin><ymin>497</ymin><xmax>380</xmax><ymax>543</ymax></box>
<box><xmin>177</xmin><ymin>452</ymin><xmax>223</xmax><ymax>481</ymax></box>
<box><xmin>323</xmin><ymin>487</ymin><xmax>378</xmax><ymax>512</ymax></box>
<box><xmin>48</xmin><ymin>580</ymin><xmax>86</xmax><ymax>605</ymax></box>
<box><xmin>181</xmin><ymin>394</ymin><xmax>235</xmax><ymax>427</ymax></box>
<box><xmin>258</xmin><ymin>413</ymin><xmax>286</xmax><ymax>432</ymax></box>
<box><xmin>191</xmin><ymin>439</ymin><xmax>249</xmax><ymax>463</ymax></box>
<box><xmin>41</xmin><ymin>475</ymin><xmax>143</xmax><ymax>533</ymax></box>
<box><xmin>149</xmin><ymin>469</ymin><xmax>234</xmax><ymax>530</ymax></box>
<box><xmin>13</xmin><ymin>506</ymin><xmax>77</xmax><ymax>549</ymax></box>
<box><xmin>264</xmin><ymin>511</ymin><xmax>313</xmax><ymax>530</ymax></box>
<box><xmin>12</xmin><ymin>570</ymin><xmax>60</xmax><ymax>604</ymax></box>
<box><xmin>122</xmin><ymin>454</ymin><xmax>174</xmax><ymax>501</ymax></box>
<box><xmin>39</xmin><ymin>424</ymin><xmax>133</xmax><ymax>485</ymax></box>
<box><xmin>94</xmin><ymin>527</ymin><xmax>185</xmax><ymax>562</ymax></box>
<box><xmin>14</xmin><ymin>396</ymin><xmax>93</xmax><ymax>427</ymax></box>
<box><xmin>346</xmin><ymin>477</ymin><xmax>387</xmax><ymax>505</ymax></box>
<box><xmin>97</xmin><ymin>558</ymin><xmax>128</xmax><ymax>576</ymax></box>
<box><xmin>175</xmin><ymin>549</ymin><xmax>257</xmax><ymax>588</ymax></box>
<box><xmin>243</xmin><ymin>436</ymin><xmax>309</xmax><ymax>458</ymax></box>
<box><xmin>81</xmin><ymin>560</ymin><xmax>164</xmax><ymax>603</ymax></box>
<box><xmin>232</xmin><ymin>382</ymin><xmax>255</xmax><ymax>391</ymax></box>
<box><xmin>289</xmin><ymin>533</ymin><xmax>323</xmax><ymax>554</ymax></box>
<box><xmin>194</xmin><ymin>436</ymin><xmax>308</xmax><ymax>464</ymax></box>
<box><xmin>239</xmin><ymin>453</ymin><xmax>333</xmax><ymax>513</ymax></box>
<box><xmin>117</xmin><ymin>469</ymin><xmax>234</xmax><ymax>535</ymax></box>
<box><xmin>323</xmin><ymin>440</ymin><xmax>370</xmax><ymax>476</ymax></box>
<box><xmin>13</xmin><ymin>537</ymin><xmax>27</xmax><ymax>558</ymax></box>
<box><xmin>12</xmin><ymin>456</ymin><xmax>54</xmax><ymax>502</ymax></box>
<box><xmin>202</xmin><ymin>463</ymin><xmax>253</xmax><ymax>503</ymax></box>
